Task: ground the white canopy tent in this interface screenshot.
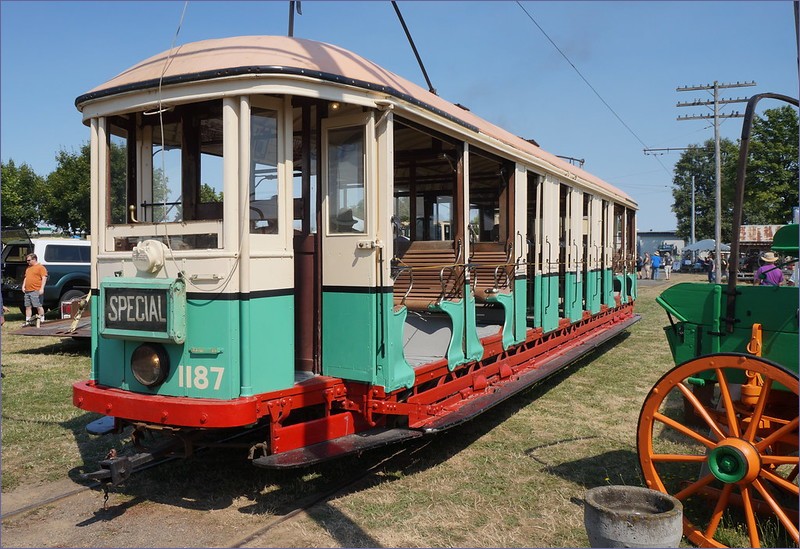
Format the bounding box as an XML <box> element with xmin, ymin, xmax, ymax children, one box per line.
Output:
<box><xmin>683</xmin><ymin>239</ymin><xmax>730</xmax><ymax>252</ymax></box>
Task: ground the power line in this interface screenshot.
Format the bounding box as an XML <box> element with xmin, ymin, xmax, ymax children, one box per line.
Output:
<box><xmin>515</xmin><ymin>1</ymin><xmax>671</xmax><ymax>176</ymax></box>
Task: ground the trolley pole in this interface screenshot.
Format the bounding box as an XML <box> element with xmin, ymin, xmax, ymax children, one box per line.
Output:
<box><xmin>677</xmin><ymin>80</ymin><xmax>756</xmax><ymax>282</ymax></box>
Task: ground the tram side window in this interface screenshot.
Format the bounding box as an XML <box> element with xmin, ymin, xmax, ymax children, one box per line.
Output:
<box><xmin>251</xmin><ymin>107</ymin><xmax>280</xmax><ymax>234</ymax></box>
<box><xmin>327</xmin><ymin>126</ymin><xmax>365</xmax><ymax>234</ymax></box>
<box><xmin>613</xmin><ymin>204</ymin><xmax>625</xmax><ymax>272</ymax></box>
<box><xmin>393</xmin><ymin>121</ymin><xmax>459</xmax><ymax>244</ymax></box>
<box><xmin>469</xmin><ymin>151</ymin><xmax>507</xmax><ymax>243</ymax></box>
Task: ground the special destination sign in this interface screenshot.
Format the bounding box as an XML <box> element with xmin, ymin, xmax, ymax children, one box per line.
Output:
<box><xmin>105</xmin><ymin>287</ymin><xmax>169</xmax><ymax>332</ymax></box>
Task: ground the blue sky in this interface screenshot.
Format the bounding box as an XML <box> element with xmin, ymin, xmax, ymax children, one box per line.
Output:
<box><xmin>2</xmin><ymin>1</ymin><xmax>797</xmax><ymax>232</ymax></box>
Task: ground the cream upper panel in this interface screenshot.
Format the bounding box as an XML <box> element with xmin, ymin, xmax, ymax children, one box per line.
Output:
<box><xmin>76</xmin><ymin>36</ymin><xmax>636</xmax><ymax>210</ymax></box>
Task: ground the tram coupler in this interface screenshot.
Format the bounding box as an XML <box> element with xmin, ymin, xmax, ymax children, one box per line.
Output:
<box><xmin>82</xmin><ymin>451</ymin><xmax>156</xmax><ymax>486</ymax></box>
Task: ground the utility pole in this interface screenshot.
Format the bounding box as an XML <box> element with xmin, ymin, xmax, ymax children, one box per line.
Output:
<box><xmin>691</xmin><ymin>175</ymin><xmax>696</xmax><ymax>264</ymax></box>
<box><xmin>677</xmin><ymin>80</ymin><xmax>756</xmax><ymax>283</ymax></box>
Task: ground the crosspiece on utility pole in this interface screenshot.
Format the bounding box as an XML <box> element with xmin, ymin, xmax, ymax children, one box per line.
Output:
<box><xmin>676</xmin><ymin>97</ymin><xmax>750</xmax><ymax>107</ymax></box>
<box><xmin>676</xmin><ymin>81</ymin><xmax>756</xmax><ymax>92</ymax></box>
<box><xmin>677</xmin><ymin>113</ymin><xmax>745</xmax><ymax>121</ymax></box>
<box><xmin>675</xmin><ymin>80</ymin><xmax>757</xmax><ymax>284</ymax></box>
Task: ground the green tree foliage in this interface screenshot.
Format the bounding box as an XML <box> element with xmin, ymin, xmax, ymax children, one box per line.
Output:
<box><xmin>743</xmin><ymin>105</ymin><xmax>799</xmax><ymax>224</ymax></box>
<box><xmin>671</xmin><ymin>138</ymin><xmax>738</xmax><ymax>242</ymax></box>
<box><xmin>200</xmin><ymin>183</ymin><xmax>222</xmax><ymax>203</ymax></box>
<box><xmin>109</xmin><ymin>142</ymin><xmax>128</xmax><ymax>224</ymax></box>
<box><xmin>1</xmin><ymin>160</ymin><xmax>46</xmax><ymax>230</ymax></box>
<box><xmin>671</xmin><ymin>106</ymin><xmax>799</xmax><ymax>242</ymax></box>
<box><xmin>41</xmin><ymin>145</ymin><xmax>91</xmax><ymax>235</ymax></box>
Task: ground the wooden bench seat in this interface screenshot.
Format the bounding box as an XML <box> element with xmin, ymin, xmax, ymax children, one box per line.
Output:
<box><xmin>391</xmin><ymin>240</ymin><xmax>482</xmax><ymax>369</ymax></box>
<box><xmin>392</xmin><ymin>241</ymin><xmax>463</xmax><ymax>310</ymax></box>
<box><xmin>469</xmin><ymin>242</ymin><xmax>513</xmax><ymax>302</ymax></box>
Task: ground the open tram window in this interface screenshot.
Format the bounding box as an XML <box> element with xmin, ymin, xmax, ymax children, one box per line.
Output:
<box><xmin>250</xmin><ymin>106</ymin><xmax>280</xmax><ymax>235</ymax></box>
<box><xmin>613</xmin><ymin>204</ymin><xmax>625</xmax><ymax>272</ymax></box>
<box><xmin>393</xmin><ymin>120</ymin><xmax>460</xmax><ymax>246</ymax></box>
<box><xmin>468</xmin><ymin>149</ymin><xmax>510</xmax><ymax>244</ymax></box>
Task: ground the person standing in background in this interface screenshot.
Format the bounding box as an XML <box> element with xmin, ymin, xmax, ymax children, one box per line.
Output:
<box><xmin>754</xmin><ymin>252</ymin><xmax>783</xmax><ymax>286</ymax></box>
<box><xmin>663</xmin><ymin>252</ymin><xmax>673</xmax><ymax>280</ymax></box>
<box><xmin>22</xmin><ymin>253</ymin><xmax>47</xmax><ymax>326</ymax></box>
<box><xmin>651</xmin><ymin>251</ymin><xmax>662</xmax><ymax>280</ymax></box>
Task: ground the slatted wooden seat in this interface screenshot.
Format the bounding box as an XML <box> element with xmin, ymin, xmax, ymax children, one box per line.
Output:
<box><xmin>392</xmin><ymin>240</ymin><xmax>464</xmax><ymax>310</ymax></box>
<box><xmin>469</xmin><ymin>242</ymin><xmax>513</xmax><ymax>302</ymax></box>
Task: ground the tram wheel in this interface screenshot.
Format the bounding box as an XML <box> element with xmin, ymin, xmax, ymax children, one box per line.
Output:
<box><xmin>637</xmin><ymin>353</ymin><xmax>799</xmax><ymax>548</ymax></box>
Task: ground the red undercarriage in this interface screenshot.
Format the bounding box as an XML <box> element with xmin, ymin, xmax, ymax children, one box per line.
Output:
<box><xmin>74</xmin><ymin>302</ymin><xmax>636</xmax><ymax>457</ymax></box>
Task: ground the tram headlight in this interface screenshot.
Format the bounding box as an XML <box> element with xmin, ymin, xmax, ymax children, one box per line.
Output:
<box><xmin>131</xmin><ymin>344</ymin><xmax>169</xmax><ymax>387</ymax></box>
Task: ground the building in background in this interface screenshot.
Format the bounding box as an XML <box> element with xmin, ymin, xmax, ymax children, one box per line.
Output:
<box><xmin>637</xmin><ymin>230</ymin><xmax>685</xmax><ymax>258</ymax></box>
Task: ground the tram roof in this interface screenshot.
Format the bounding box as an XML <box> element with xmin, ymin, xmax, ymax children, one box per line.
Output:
<box><xmin>76</xmin><ymin>35</ymin><xmax>634</xmax><ymax>205</ymax></box>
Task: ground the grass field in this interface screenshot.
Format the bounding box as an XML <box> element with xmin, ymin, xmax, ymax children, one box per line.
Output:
<box><xmin>1</xmin><ymin>275</ymin><xmax>701</xmax><ymax>546</ymax></box>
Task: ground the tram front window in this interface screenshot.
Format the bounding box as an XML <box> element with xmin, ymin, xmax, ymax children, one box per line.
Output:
<box><xmin>106</xmin><ymin>100</ymin><xmax>224</xmax><ymax>251</ymax></box>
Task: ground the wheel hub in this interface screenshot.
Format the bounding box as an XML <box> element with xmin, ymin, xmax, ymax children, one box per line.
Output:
<box><xmin>708</xmin><ymin>438</ymin><xmax>761</xmax><ymax>484</ymax></box>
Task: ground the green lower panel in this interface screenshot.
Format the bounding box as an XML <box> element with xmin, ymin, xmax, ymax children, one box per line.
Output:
<box><xmin>540</xmin><ymin>274</ymin><xmax>559</xmax><ymax>333</ymax></box>
<box><xmin>614</xmin><ymin>274</ymin><xmax>627</xmax><ymax>304</ymax></box>
<box><xmin>513</xmin><ymin>278</ymin><xmax>527</xmax><ymax>344</ymax></box>
<box><xmin>565</xmin><ymin>271</ymin><xmax>582</xmax><ymax>322</ymax></box>
<box><xmin>585</xmin><ymin>270</ymin><xmax>602</xmax><ymax>314</ymax></box>
<box><xmin>603</xmin><ymin>269</ymin><xmax>615</xmax><ymax>307</ymax></box>
<box><xmin>529</xmin><ymin>275</ymin><xmax>542</xmax><ymax>329</ymax></box>
<box><xmin>464</xmin><ymin>285</ymin><xmax>483</xmax><ymax>362</ymax></box>
<box><xmin>324</xmin><ymin>290</ymin><xmax>418</xmax><ymax>390</ymax></box>
<box><xmin>627</xmin><ymin>273</ymin><xmax>638</xmax><ymax>301</ymax></box>
<box><xmin>381</xmin><ymin>298</ymin><xmax>415</xmax><ymax>392</ymax></box>
<box><xmin>246</xmin><ymin>295</ymin><xmax>294</xmax><ymax>394</ymax></box>
<box><xmin>95</xmin><ymin>295</ymin><xmax>294</xmax><ymax>400</ymax></box>
<box><xmin>322</xmin><ymin>290</ymin><xmax>377</xmax><ymax>383</ymax></box>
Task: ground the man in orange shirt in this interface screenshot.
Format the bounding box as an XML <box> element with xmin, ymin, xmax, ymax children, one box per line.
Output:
<box><xmin>22</xmin><ymin>253</ymin><xmax>48</xmax><ymax>326</ymax></box>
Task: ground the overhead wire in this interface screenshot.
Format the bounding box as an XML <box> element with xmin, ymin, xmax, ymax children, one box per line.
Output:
<box><xmin>514</xmin><ymin>1</ymin><xmax>672</xmax><ymax>178</ymax></box>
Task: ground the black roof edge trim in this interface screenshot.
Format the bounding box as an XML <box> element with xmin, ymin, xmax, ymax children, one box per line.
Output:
<box><xmin>75</xmin><ymin>65</ymin><xmax>479</xmax><ymax>133</ymax></box>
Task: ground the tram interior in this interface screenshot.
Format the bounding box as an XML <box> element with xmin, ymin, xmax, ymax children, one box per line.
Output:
<box><xmin>392</xmin><ymin>120</ymin><xmax>509</xmax><ymax>366</ymax></box>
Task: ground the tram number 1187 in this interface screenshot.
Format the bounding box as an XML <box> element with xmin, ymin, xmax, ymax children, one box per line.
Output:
<box><xmin>178</xmin><ymin>365</ymin><xmax>225</xmax><ymax>391</ymax></box>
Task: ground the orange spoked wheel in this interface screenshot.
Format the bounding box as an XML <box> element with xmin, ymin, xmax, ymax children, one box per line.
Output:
<box><xmin>637</xmin><ymin>353</ymin><xmax>799</xmax><ymax>548</ymax></box>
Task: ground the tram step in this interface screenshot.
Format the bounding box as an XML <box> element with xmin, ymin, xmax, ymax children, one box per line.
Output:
<box><xmin>252</xmin><ymin>427</ymin><xmax>424</xmax><ymax>469</ymax></box>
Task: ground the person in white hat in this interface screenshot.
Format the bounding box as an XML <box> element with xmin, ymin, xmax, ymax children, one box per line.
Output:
<box><xmin>754</xmin><ymin>251</ymin><xmax>783</xmax><ymax>286</ymax></box>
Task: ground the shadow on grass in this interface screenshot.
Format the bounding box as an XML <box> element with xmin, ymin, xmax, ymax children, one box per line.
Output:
<box><xmin>14</xmin><ymin>338</ymin><xmax>90</xmax><ymax>356</ymax></box>
<box><xmin>543</xmin><ymin>448</ymin><xmax>644</xmax><ymax>491</ymax></box>
<box><xmin>61</xmin><ymin>329</ymin><xmax>634</xmax><ymax>547</ymax></box>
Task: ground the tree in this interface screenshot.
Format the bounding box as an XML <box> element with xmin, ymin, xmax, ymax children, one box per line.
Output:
<box><xmin>742</xmin><ymin>106</ymin><xmax>799</xmax><ymax>224</ymax></box>
<box><xmin>671</xmin><ymin>138</ymin><xmax>738</xmax><ymax>243</ymax></box>
<box><xmin>671</xmin><ymin>106</ymin><xmax>799</xmax><ymax>242</ymax></box>
<box><xmin>109</xmin><ymin>142</ymin><xmax>128</xmax><ymax>224</ymax></box>
<box><xmin>41</xmin><ymin>145</ymin><xmax>91</xmax><ymax>235</ymax></box>
<box><xmin>1</xmin><ymin>160</ymin><xmax>46</xmax><ymax>230</ymax></box>
<box><xmin>200</xmin><ymin>183</ymin><xmax>222</xmax><ymax>203</ymax></box>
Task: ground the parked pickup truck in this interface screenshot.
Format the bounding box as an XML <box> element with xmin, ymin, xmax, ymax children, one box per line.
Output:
<box><xmin>1</xmin><ymin>228</ymin><xmax>91</xmax><ymax>314</ymax></box>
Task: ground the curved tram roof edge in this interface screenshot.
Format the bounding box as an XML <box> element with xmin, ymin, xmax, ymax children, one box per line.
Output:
<box><xmin>76</xmin><ymin>35</ymin><xmax>636</xmax><ymax>208</ymax></box>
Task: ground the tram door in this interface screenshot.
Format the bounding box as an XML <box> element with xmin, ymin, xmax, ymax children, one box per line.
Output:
<box><xmin>319</xmin><ymin>112</ymin><xmax>380</xmax><ymax>382</ymax></box>
<box><xmin>292</xmin><ymin>101</ymin><xmax>321</xmax><ymax>374</ymax></box>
